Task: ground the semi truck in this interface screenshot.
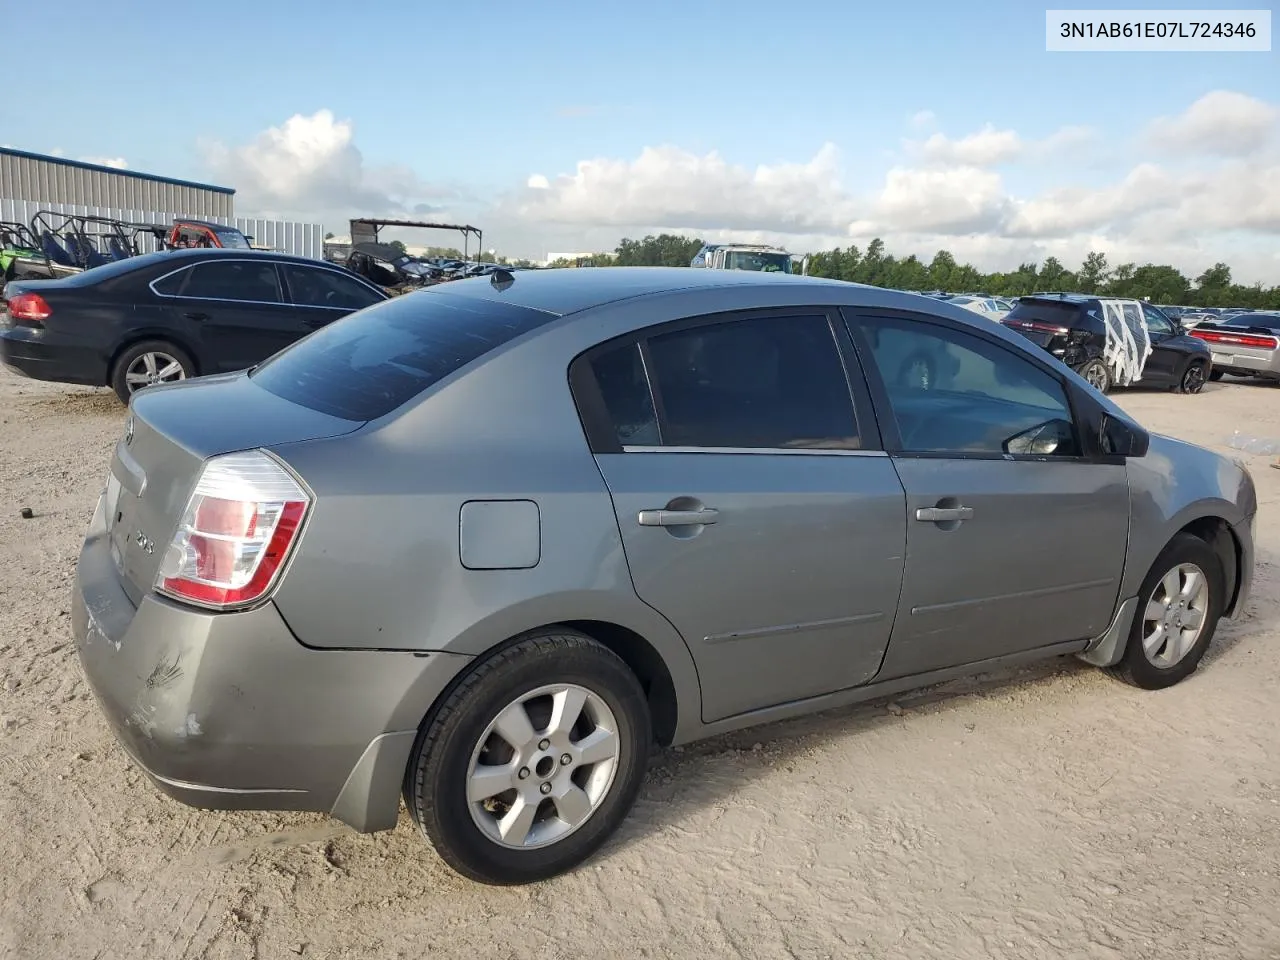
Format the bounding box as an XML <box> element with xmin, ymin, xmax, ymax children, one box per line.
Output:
<box><xmin>690</xmin><ymin>242</ymin><xmax>808</xmax><ymax>274</ymax></box>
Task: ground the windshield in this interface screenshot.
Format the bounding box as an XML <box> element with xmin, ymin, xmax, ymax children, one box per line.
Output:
<box><xmin>723</xmin><ymin>250</ymin><xmax>792</xmax><ymax>272</ymax></box>
<box><xmin>214</xmin><ymin>229</ymin><xmax>251</xmax><ymax>249</ymax></box>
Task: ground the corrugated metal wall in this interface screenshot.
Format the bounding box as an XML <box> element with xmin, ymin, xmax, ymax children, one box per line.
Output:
<box><xmin>0</xmin><ymin>151</ymin><xmax>234</xmax><ymax>220</ymax></box>
<box><xmin>0</xmin><ymin>200</ymin><xmax>324</xmax><ymax>260</ymax></box>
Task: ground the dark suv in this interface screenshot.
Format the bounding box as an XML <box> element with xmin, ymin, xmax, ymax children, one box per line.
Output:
<box><xmin>1002</xmin><ymin>295</ymin><xmax>1212</xmax><ymax>394</ymax></box>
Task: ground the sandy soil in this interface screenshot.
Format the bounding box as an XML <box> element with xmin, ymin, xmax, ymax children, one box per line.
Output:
<box><xmin>1</xmin><ymin>367</ymin><xmax>1278</xmax><ymax>960</ymax></box>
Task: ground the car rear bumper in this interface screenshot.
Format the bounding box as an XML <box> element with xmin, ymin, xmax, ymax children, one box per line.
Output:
<box><xmin>1204</xmin><ymin>347</ymin><xmax>1279</xmax><ymax>378</ymax></box>
<box><xmin>72</xmin><ymin>493</ymin><xmax>472</xmax><ymax>832</ymax></box>
<box><xmin>0</xmin><ymin>326</ymin><xmax>107</xmax><ymax>386</ymax></box>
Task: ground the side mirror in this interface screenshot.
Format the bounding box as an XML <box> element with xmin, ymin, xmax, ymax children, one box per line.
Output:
<box><xmin>1100</xmin><ymin>413</ymin><xmax>1149</xmax><ymax>457</ymax></box>
<box><xmin>1004</xmin><ymin>418</ymin><xmax>1074</xmax><ymax>456</ymax></box>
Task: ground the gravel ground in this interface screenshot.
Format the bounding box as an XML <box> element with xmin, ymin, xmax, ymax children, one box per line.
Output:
<box><xmin>1</xmin><ymin>368</ymin><xmax>1278</xmax><ymax>960</ymax></box>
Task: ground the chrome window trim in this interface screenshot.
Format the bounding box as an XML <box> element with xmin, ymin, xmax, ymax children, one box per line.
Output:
<box><xmin>620</xmin><ymin>445</ymin><xmax>886</xmax><ymax>457</ymax></box>
<box><xmin>148</xmin><ymin>258</ymin><xmax>385</xmax><ymax>307</ymax></box>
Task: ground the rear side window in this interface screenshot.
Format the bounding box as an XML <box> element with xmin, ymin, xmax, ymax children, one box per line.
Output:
<box><xmin>182</xmin><ymin>261</ymin><xmax>282</xmax><ymax>303</ymax></box>
<box><xmin>587</xmin><ymin>314</ymin><xmax>860</xmax><ymax>450</ymax></box>
<box><xmin>250</xmin><ymin>291</ymin><xmax>559</xmax><ymax>421</ymax></box>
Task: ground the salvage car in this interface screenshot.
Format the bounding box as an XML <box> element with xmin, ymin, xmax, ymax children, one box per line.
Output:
<box><xmin>0</xmin><ymin>248</ymin><xmax>387</xmax><ymax>403</ymax></box>
<box><xmin>1190</xmin><ymin>312</ymin><xmax>1280</xmax><ymax>383</ymax></box>
<box><xmin>1001</xmin><ymin>294</ymin><xmax>1211</xmax><ymax>394</ymax></box>
<box><xmin>72</xmin><ymin>268</ymin><xmax>1255</xmax><ymax>885</ymax></box>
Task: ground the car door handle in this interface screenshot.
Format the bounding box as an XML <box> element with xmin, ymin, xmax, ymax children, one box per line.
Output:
<box><xmin>915</xmin><ymin>506</ymin><xmax>974</xmax><ymax>523</ymax></box>
<box><xmin>638</xmin><ymin>507</ymin><xmax>719</xmax><ymax>527</ymax></box>
<box><xmin>183</xmin><ymin>311</ymin><xmax>210</xmax><ymax>322</ymax></box>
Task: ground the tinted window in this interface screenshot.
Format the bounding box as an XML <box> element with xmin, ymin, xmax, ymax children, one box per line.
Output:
<box><xmin>283</xmin><ymin>264</ymin><xmax>383</xmax><ymax>310</ymax></box>
<box><xmin>250</xmin><ymin>291</ymin><xmax>558</xmax><ymax>421</ymax></box>
<box><xmin>589</xmin><ymin>343</ymin><xmax>659</xmax><ymax>445</ymax></box>
<box><xmin>182</xmin><ymin>261</ymin><xmax>282</xmax><ymax>302</ymax></box>
<box><xmin>1225</xmin><ymin>313</ymin><xmax>1280</xmax><ymax>328</ymax></box>
<box><xmin>642</xmin><ymin>314</ymin><xmax>859</xmax><ymax>449</ymax></box>
<box><xmin>151</xmin><ymin>268</ymin><xmax>189</xmax><ymax>296</ymax></box>
<box><xmin>1004</xmin><ymin>300</ymin><xmax>1085</xmax><ymax>329</ymax></box>
<box><xmin>856</xmin><ymin>317</ymin><xmax>1079</xmax><ymax>456</ymax></box>
<box><xmin>1142</xmin><ymin>304</ymin><xmax>1173</xmax><ymax>335</ymax></box>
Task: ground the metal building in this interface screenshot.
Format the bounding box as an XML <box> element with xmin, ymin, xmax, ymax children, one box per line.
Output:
<box><xmin>0</xmin><ymin>148</ymin><xmax>325</xmax><ymax>259</ymax></box>
<box><xmin>0</xmin><ymin>147</ymin><xmax>234</xmax><ymax>219</ymax></box>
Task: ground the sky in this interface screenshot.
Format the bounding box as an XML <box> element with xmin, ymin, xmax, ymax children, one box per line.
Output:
<box><xmin>4</xmin><ymin>0</ymin><xmax>1278</xmax><ymax>281</ymax></box>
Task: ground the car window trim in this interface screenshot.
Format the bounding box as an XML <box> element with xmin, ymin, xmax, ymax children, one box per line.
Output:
<box><xmin>568</xmin><ymin>306</ymin><xmax>880</xmax><ymax>456</ymax></box>
<box><xmin>148</xmin><ymin>258</ymin><xmax>286</xmax><ymax>307</ymax></box>
<box><xmin>840</xmin><ymin>306</ymin><xmax>1098</xmax><ymax>463</ymax></box>
<box><xmin>278</xmin><ymin>262</ymin><xmax>388</xmax><ymax>309</ymax></box>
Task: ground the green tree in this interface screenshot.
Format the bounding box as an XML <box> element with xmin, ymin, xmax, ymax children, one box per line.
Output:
<box><xmin>614</xmin><ymin>234</ymin><xmax>703</xmax><ymax>266</ymax></box>
<box><xmin>324</xmin><ymin>231</ymin><xmax>335</xmax><ymax>240</ymax></box>
<box><xmin>1077</xmin><ymin>251</ymin><xmax>1110</xmax><ymax>294</ymax></box>
<box><xmin>1194</xmin><ymin>262</ymin><xmax>1232</xmax><ymax>306</ymax></box>
<box><xmin>1128</xmin><ymin>264</ymin><xmax>1190</xmax><ymax>303</ymax></box>
<box><xmin>928</xmin><ymin>250</ymin><xmax>957</xmax><ymax>291</ymax></box>
<box><xmin>1036</xmin><ymin>256</ymin><xmax>1071</xmax><ymax>292</ymax></box>
<box><xmin>387</xmin><ymin>239</ymin><xmax>408</xmax><ymax>256</ymax></box>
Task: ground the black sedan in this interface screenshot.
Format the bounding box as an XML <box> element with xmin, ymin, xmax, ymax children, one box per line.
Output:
<box><xmin>0</xmin><ymin>249</ymin><xmax>388</xmax><ymax>403</ymax></box>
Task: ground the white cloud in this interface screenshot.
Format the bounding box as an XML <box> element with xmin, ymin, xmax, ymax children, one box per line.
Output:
<box><xmin>202</xmin><ymin>109</ymin><xmax>459</xmax><ymax>221</ymax></box>
<box><xmin>870</xmin><ymin>165</ymin><xmax>1010</xmax><ymax>233</ymax></box>
<box><xmin>919</xmin><ymin>125</ymin><xmax>1023</xmax><ymax>166</ymax></box>
<box><xmin>79</xmin><ymin>155</ymin><xmax>127</xmax><ymax>169</ymax></box>
<box><xmin>508</xmin><ymin>142</ymin><xmax>854</xmax><ymax>234</ymax></box>
<box><xmin>1146</xmin><ymin>90</ymin><xmax>1279</xmax><ymax>156</ymax></box>
<box><xmin>908</xmin><ymin>110</ymin><xmax>937</xmax><ymax>130</ymax></box>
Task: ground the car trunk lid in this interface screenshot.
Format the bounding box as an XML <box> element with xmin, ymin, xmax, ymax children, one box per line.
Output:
<box><xmin>103</xmin><ymin>372</ymin><xmax>363</xmax><ymax>604</ymax></box>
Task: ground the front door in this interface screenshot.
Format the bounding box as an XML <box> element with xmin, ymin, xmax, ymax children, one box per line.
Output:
<box><xmin>1140</xmin><ymin>303</ymin><xmax>1180</xmax><ymax>383</ymax></box>
<box><xmin>165</xmin><ymin>259</ymin><xmax>310</xmax><ymax>372</ymax></box>
<box><xmin>848</xmin><ymin>312</ymin><xmax>1130</xmax><ymax>680</ymax></box>
<box><xmin>577</xmin><ymin>310</ymin><xmax>907</xmax><ymax>723</ymax></box>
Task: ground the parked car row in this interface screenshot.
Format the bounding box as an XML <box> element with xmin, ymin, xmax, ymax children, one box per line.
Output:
<box><xmin>65</xmin><ymin>265</ymin><xmax>1256</xmax><ymax>885</ymax></box>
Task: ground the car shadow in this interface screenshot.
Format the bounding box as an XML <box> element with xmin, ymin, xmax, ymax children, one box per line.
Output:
<box><xmin>606</xmin><ymin>598</ymin><xmax>1269</xmax><ymax>857</ymax></box>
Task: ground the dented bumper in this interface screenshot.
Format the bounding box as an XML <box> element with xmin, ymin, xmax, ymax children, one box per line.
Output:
<box><xmin>72</xmin><ymin>494</ymin><xmax>471</xmax><ymax>831</ymax></box>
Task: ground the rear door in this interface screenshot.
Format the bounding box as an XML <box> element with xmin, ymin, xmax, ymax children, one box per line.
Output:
<box><xmin>575</xmin><ymin>309</ymin><xmax>907</xmax><ymax>723</ymax></box>
<box><xmin>846</xmin><ymin>311</ymin><xmax>1129</xmax><ymax>680</ymax></box>
<box><xmin>156</xmin><ymin>259</ymin><xmax>309</xmax><ymax>372</ymax></box>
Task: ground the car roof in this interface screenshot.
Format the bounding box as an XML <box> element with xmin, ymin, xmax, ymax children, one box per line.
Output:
<box><xmin>433</xmin><ymin>265</ymin><xmax>857</xmax><ymax>317</ymax></box>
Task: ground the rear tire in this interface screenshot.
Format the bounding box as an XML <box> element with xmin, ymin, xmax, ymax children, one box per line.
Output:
<box><xmin>109</xmin><ymin>340</ymin><xmax>194</xmax><ymax>405</ymax></box>
<box><xmin>1106</xmin><ymin>533</ymin><xmax>1223</xmax><ymax>690</ymax></box>
<box><xmin>1209</xmin><ymin>369</ymin><xmax>1225</xmax><ymax>382</ymax></box>
<box><xmin>1077</xmin><ymin>358</ymin><xmax>1111</xmax><ymax>394</ymax></box>
<box><xmin>404</xmin><ymin>628</ymin><xmax>651</xmax><ymax>885</ymax></box>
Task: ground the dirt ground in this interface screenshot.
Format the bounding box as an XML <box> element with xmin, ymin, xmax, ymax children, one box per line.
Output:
<box><xmin>1</xmin><ymin>367</ymin><xmax>1278</xmax><ymax>960</ymax></box>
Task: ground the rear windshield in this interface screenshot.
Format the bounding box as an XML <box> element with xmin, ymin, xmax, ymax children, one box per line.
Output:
<box><xmin>249</xmin><ymin>290</ymin><xmax>559</xmax><ymax>421</ymax></box>
<box><xmin>1004</xmin><ymin>300</ymin><xmax>1087</xmax><ymax>327</ymax></box>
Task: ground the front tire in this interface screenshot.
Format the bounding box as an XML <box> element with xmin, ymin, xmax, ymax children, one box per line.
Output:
<box><xmin>109</xmin><ymin>340</ymin><xmax>194</xmax><ymax>404</ymax></box>
<box><xmin>404</xmin><ymin>629</ymin><xmax>651</xmax><ymax>885</ymax></box>
<box><xmin>1107</xmin><ymin>533</ymin><xmax>1224</xmax><ymax>690</ymax></box>
<box><xmin>1077</xmin><ymin>358</ymin><xmax>1112</xmax><ymax>394</ymax></box>
<box><xmin>1178</xmin><ymin>360</ymin><xmax>1208</xmax><ymax>394</ymax></box>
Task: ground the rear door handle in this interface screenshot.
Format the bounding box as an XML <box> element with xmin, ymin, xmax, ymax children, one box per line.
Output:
<box><xmin>915</xmin><ymin>506</ymin><xmax>974</xmax><ymax>523</ymax></box>
<box><xmin>183</xmin><ymin>311</ymin><xmax>210</xmax><ymax>321</ymax></box>
<box><xmin>638</xmin><ymin>507</ymin><xmax>719</xmax><ymax>527</ymax></box>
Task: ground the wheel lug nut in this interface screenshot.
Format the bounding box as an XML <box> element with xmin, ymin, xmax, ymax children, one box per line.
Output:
<box><xmin>560</xmin><ymin>753</ymin><xmax>572</xmax><ymax>766</ymax></box>
<box><xmin>517</xmin><ymin>767</ymin><xmax>530</xmax><ymax>780</ymax></box>
<box><xmin>539</xmin><ymin>781</ymin><xmax>552</xmax><ymax>795</ymax></box>
<box><xmin>538</xmin><ymin>738</ymin><xmax>550</xmax><ymax>750</ymax></box>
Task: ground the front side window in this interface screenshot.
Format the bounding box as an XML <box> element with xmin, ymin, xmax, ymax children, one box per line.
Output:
<box><xmin>283</xmin><ymin>264</ymin><xmax>383</xmax><ymax>310</ymax></box>
<box><xmin>1142</xmin><ymin>304</ymin><xmax>1173</xmax><ymax>335</ymax></box>
<box><xmin>181</xmin><ymin>261</ymin><xmax>282</xmax><ymax>303</ymax></box>
<box><xmin>589</xmin><ymin>314</ymin><xmax>859</xmax><ymax>450</ymax></box>
<box><xmin>855</xmin><ymin>316</ymin><xmax>1079</xmax><ymax>457</ymax></box>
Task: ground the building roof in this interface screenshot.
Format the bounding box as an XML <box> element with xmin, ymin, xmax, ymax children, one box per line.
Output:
<box><xmin>0</xmin><ymin>147</ymin><xmax>235</xmax><ymax>196</ymax></box>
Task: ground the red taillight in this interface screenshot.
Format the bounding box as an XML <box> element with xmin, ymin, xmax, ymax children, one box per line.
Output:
<box><xmin>156</xmin><ymin>451</ymin><xmax>311</xmax><ymax>610</ymax></box>
<box><xmin>6</xmin><ymin>292</ymin><xmax>52</xmax><ymax>324</ymax></box>
<box><xmin>1005</xmin><ymin>319</ymin><xmax>1070</xmax><ymax>336</ymax></box>
<box><xmin>1191</xmin><ymin>329</ymin><xmax>1279</xmax><ymax>350</ymax></box>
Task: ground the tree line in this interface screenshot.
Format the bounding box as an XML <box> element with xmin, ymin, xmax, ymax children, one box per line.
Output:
<box><xmin>545</xmin><ymin>233</ymin><xmax>1280</xmax><ymax>309</ymax></box>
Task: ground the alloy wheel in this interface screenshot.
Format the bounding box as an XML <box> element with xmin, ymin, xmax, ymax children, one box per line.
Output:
<box><xmin>1182</xmin><ymin>363</ymin><xmax>1206</xmax><ymax>394</ymax></box>
<box><xmin>466</xmin><ymin>683</ymin><xmax>620</xmax><ymax>849</ymax></box>
<box><xmin>124</xmin><ymin>351</ymin><xmax>186</xmax><ymax>393</ymax></box>
<box><xmin>1141</xmin><ymin>562</ymin><xmax>1210</xmax><ymax>668</ymax></box>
